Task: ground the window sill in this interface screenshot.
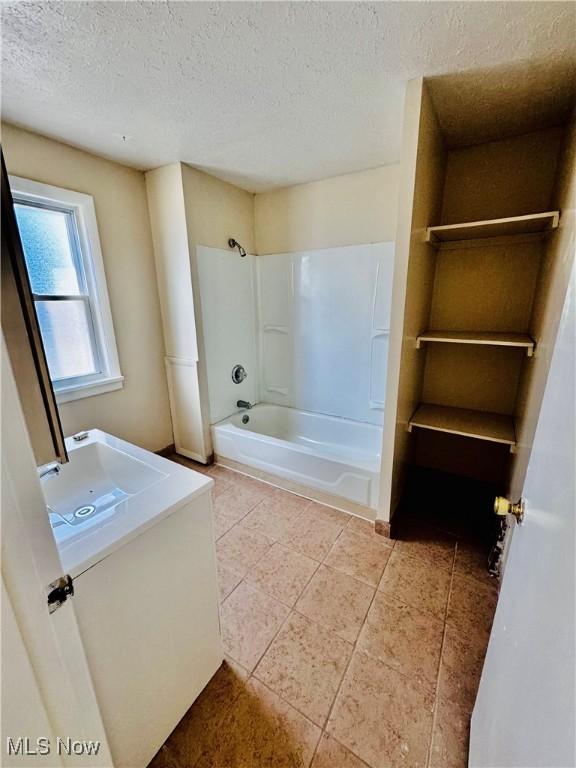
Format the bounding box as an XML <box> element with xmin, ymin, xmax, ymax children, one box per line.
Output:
<box><xmin>55</xmin><ymin>375</ymin><xmax>124</xmax><ymax>404</ymax></box>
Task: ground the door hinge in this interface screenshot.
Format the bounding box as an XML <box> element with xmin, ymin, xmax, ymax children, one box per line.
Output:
<box><xmin>46</xmin><ymin>575</ymin><xmax>74</xmax><ymax>613</ymax></box>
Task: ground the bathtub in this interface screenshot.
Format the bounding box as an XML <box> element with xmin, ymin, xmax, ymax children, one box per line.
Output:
<box><xmin>211</xmin><ymin>404</ymin><xmax>382</xmax><ymax>509</ymax></box>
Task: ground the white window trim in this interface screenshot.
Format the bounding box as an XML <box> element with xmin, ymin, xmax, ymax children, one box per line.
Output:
<box><xmin>9</xmin><ymin>175</ymin><xmax>124</xmax><ymax>403</ymax></box>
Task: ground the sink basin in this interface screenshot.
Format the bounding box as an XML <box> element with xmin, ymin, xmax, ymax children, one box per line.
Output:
<box><xmin>44</xmin><ymin>440</ymin><xmax>168</xmax><ymax>532</ymax></box>
<box><xmin>40</xmin><ymin>429</ymin><xmax>213</xmax><ymax>576</ymax></box>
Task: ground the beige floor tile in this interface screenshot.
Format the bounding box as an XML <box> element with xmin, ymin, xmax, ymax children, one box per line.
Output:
<box><xmin>224</xmin><ymin>653</ymin><xmax>251</xmax><ymax>680</ymax></box>
<box><xmin>429</xmin><ymin>696</ymin><xmax>470</xmax><ymax>768</ymax></box>
<box><xmin>295</xmin><ymin>564</ymin><xmax>375</xmax><ymax>643</ymax></box>
<box><xmin>161</xmin><ymin>659</ymin><xmax>248</xmax><ymax>768</ymax></box>
<box><xmin>213</xmin><ymin>481</ymin><xmax>269</xmax><ymax>539</ymax></box>
<box><xmin>147</xmin><ymin>745</ymin><xmax>180</xmax><ymax>768</ymax></box>
<box><xmin>203</xmin><ymin>471</ymin><xmax>232</xmax><ymax>500</ymax></box>
<box><xmin>245</xmin><ymin>542</ymin><xmax>319</xmax><ymax>606</ymax></box>
<box><xmin>216</xmin><ymin>524</ymin><xmax>273</xmax><ymax>576</ymax></box>
<box><xmin>216</xmin><ymin>560</ymin><xmax>243</xmax><ymax>603</ymax></box>
<box><xmin>356</xmin><ymin>593</ymin><xmax>444</xmax><ymax>691</ymax></box>
<box><xmin>206</xmin><ymin>464</ymin><xmax>242</xmax><ymax>482</ymax></box>
<box><xmin>230</xmin><ymin>470</ymin><xmax>276</xmax><ymax>494</ymax></box>
<box><xmin>454</xmin><ymin>537</ymin><xmax>492</xmax><ymax>584</ymax></box>
<box><xmin>345</xmin><ymin>515</ymin><xmax>386</xmax><ymax>541</ymax></box>
<box><xmin>195</xmin><ymin>677</ymin><xmax>321</xmax><ymax>768</ymax></box>
<box><xmin>437</xmin><ymin>624</ymin><xmax>488</xmax><ymax>711</ymax></box>
<box><xmin>307</xmin><ymin>501</ymin><xmax>351</xmax><ymax>527</ymax></box>
<box><xmin>255</xmin><ymin>612</ymin><xmax>353</xmax><ymax>726</ymax></box>
<box><xmin>281</xmin><ymin>508</ymin><xmax>344</xmax><ymax>561</ymax></box>
<box><xmin>311</xmin><ymin>732</ymin><xmax>369</xmax><ymax>768</ymax></box>
<box><xmin>214</xmin><ymin>480</ymin><xmax>269</xmax><ymax>523</ymax></box>
<box><xmin>447</xmin><ymin>573</ymin><xmax>498</xmax><ymax>640</ymax></box>
<box><xmin>242</xmin><ymin>489</ymin><xmax>311</xmax><ymax>540</ymax></box>
<box><xmin>220</xmin><ymin>581</ymin><xmax>289</xmax><ymax>671</ymax></box>
<box><xmin>325</xmin><ymin>530</ymin><xmax>392</xmax><ymax>586</ymax></box>
<box><xmin>213</xmin><ymin>502</ymin><xmax>244</xmax><ymax>540</ymax></box>
<box><xmin>394</xmin><ymin>521</ymin><xmax>456</xmax><ymax>571</ymax></box>
<box><xmin>378</xmin><ymin>550</ymin><xmax>451</xmax><ymax>618</ymax></box>
<box><xmin>327</xmin><ymin>651</ymin><xmax>434</xmax><ymax>768</ymax></box>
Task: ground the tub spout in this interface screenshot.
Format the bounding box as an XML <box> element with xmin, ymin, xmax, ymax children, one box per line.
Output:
<box><xmin>237</xmin><ymin>400</ymin><xmax>253</xmax><ymax>410</ymax></box>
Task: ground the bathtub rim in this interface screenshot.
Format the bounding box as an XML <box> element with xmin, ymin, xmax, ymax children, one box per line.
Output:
<box><xmin>212</xmin><ymin>404</ymin><xmax>382</xmax><ymax>473</ymax></box>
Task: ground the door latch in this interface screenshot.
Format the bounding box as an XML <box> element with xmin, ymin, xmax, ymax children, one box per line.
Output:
<box><xmin>46</xmin><ymin>575</ymin><xmax>74</xmax><ymax>613</ymax></box>
<box><xmin>494</xmin><ymin>496</ymin><xmax>525</xmax><ymax>525</ymax></box>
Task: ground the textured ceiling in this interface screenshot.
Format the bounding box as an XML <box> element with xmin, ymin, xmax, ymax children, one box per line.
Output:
<box><xmin>2</xmin><ymin>1</ymin><xmax>575</xmax><ymax>192</ymax></box>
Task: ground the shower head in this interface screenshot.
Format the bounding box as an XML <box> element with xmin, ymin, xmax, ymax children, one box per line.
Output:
<box><xmin>228</xmin><ymin>238</ymin><xmax>246</xmax><ymax>257</ymax></box>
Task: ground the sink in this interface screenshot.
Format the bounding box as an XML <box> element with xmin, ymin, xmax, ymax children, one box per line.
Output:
<box><xmin>39</xmin><ymin>429</ymin><xmax>213</xmax><ymax>575</ymax></box>
<box><xmin>44</xmin><ymin>440</ymin><xmax>168</xmax><ymax>534</ymax></box>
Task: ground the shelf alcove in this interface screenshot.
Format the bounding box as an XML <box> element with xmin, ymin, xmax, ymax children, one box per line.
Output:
<box><xmin>378</xmin><ymin>75</ymin><xmax>575</xmax><ymax>536</ymax></box>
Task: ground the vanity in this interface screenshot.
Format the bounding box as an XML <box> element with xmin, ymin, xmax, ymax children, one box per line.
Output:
<box><xmin>41</xmin><ymin>430</ymin><xmax>222</xmax><ymax>768</ymax></box>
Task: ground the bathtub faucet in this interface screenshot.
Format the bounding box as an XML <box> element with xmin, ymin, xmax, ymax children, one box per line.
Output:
<box><xmin>237</xmin><ymin>400</ymin><xmax>253</xmax><ymax>410</ymax></box>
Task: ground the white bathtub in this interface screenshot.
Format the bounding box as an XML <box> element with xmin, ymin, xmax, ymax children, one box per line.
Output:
<box><xmin>211</xmin><ymin>404</ymin><xmax>382</xmax><ymax>508</ymax></box>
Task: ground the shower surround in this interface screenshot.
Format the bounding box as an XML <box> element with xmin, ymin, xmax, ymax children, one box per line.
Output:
<box><xmin>197</xmin><ymin>242</ymin><xmax>394</xmax><ymax>512</ymax></box>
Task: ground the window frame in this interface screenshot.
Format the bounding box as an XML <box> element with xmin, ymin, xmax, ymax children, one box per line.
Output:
<box><xmin>9</xmin><ymin>175</ymin><xmax>123</xmax><ymax>403</ymax></box>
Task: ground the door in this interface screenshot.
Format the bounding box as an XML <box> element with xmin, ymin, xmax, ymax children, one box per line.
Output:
<box><xmin>469</xmin><ymin>265</ymin><xmax>575</xmax><ymax>766</ymax></box>
<box><xmin>1</xmin><ymin>336</ymin><xmax>113</xmax><ymax>766</ymax></box>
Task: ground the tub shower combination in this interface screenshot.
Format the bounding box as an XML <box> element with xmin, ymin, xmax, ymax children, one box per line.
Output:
<box><xmin>212</xmin><ymin>404</ymin><xmax>382</xmax><ymax>508</ymax></box>
<box><xmin>198</xmin><ymin>241</ymin><xmax>394</xmax><ymax>513</ymax></box>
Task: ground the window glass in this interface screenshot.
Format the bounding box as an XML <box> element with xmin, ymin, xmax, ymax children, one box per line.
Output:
<box><xmin>10</xmin><ymin>176</ymin><xmax>123</xmax><ymax>401</ymax></box>
<box><xmin>14</xmin><ymin>200</ymin><xmax>100</xmax><ymax>383</ymax></box>
<box><xmin>14</xmin><ymin>203</ymin><xmax>82</xmax><ymax>295</ymax></box>
<box><xmin>35</xmin><ymin>300</ymin><xmax>99</xmax><ymax>381</ymax></box>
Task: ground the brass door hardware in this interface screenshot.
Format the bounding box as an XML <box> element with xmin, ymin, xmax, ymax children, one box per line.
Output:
<box><xmin>494</xmin><ymin>496</ymin><xmax>524</xmax><ymax>524</ymax></box>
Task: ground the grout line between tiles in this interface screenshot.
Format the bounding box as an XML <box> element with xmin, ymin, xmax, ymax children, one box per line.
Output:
<box><xmin>217</xmin><ymin>494</ymin><xmax>319</xmax><ymax>608</ymax></box>
<box><xmin>231</xmin><ymin>506</ymin><xmax>374</xmax><ymax>760</ymax></box>
<box><xmin>244</xmin><ymin>548</ymin><xmax>323</xmax><ymax>610</ymax></box>
<box><xmin>244</xmin><ymin>504</ymin><xmax>347</xmax><ymax>679</ymax></box>
<box><xmin>313</xmin><ymin>535</ymin><xmax>395</xmax><ymax>768</ymax></box>
<box><xmin>425</xmin><ymin>545</ymin><xmax>457</xmax><ymax>768</ymax></box>
<box><xmin>215</xmin><ymin>468</ymin><xmax>461</xmax><ymax>766</ymax></box>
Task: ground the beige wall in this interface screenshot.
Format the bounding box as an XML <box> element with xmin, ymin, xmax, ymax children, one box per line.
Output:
<box><xmin>181</xmin><ymin>164</ymin><xmax>255</xmax><ymax>254</ymax></box>
<box><xmin>181</xmin><ymin>164</ymin><xmax>255</xmax><ymax>457</ymax></box>
<box><xmin>145</xmin><ymin>163</ymin><xmax>256</xmax><ymax>462</ymax></box>
<box><xmin>441</xmin><ymin>127</ymin><xmax>564</xmax><ymax>224</ymax></box>
<box><xmin>2</xmin><ymin>123</ymin><xmax>173</xmax><ymax>452</ymax></box>
<box><xmin>254</xmin><ymin>165</ymin><xmax>399</xmax><ymax>254</ymax></box>
<box><xmin>378</xmin><ymin>79</ymin><xmax>446</xmax><ymax>524</ymax></box>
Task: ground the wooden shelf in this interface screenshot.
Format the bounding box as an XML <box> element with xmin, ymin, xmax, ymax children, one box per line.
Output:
<box><xmin>426</xmin><ymin>211</ymin><xmax>559</xmax><ymax>244</ymax></box>
<box><xmin>416</xmin><ymin>330</ymin><xmax>534</xmax><ymax>356</ymax></box>
<box><xmin>408</xmin><ymin>404</ymin><xmax>516</xmax><ymax>451</ymax></box>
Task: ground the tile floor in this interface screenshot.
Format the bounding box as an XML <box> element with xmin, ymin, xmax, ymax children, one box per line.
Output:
<box><xmin>150</xmin><ymin>457</ymin><xmax>498</xmax><ymax>768</ymax></box>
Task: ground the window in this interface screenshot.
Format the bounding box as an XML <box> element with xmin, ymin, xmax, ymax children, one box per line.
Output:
<box><xmin>10</xmin><ymin>176</ymin><xmax>123</xmax><ymax>402</ymax></box>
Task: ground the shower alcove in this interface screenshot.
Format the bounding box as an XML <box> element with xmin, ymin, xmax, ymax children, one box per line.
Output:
<box><xmin>196</xmin><ymin>241</ymin><xmax>395</xmax><ymax>515</ymax></box>
<box><xmin>145</xmin><ymin>162</ymin><xmax>398</xmax><ymax>519</ymax></box>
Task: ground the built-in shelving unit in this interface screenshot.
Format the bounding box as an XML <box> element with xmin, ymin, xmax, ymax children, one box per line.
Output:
<box><xmin>416</xmin><ymin>330</ymin><xmax>534</xmax><ymax>356</ymax></box>
<box><xmin>384</xmin><ymin>79</ymin><xmax>573</xmax><ymax>535</ymax></box>
<box><xmin>408</xmin><ymin>404</ymin><xmax>516</xmax><ymax>452</ymax></box>
<box><xmin>425</xmin><ymin>211</ymin><xmax>559</xmax><ymax>245</ymax></box>
<box><xmin>412</xmin><ymin>212</ymin><xmax>556</xmax><ymax>457</ymax></box>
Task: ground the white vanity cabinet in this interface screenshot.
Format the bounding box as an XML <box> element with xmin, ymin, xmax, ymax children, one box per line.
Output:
<box><xmin>73</xmin><ymin>494</ymin><xmax>221</xmax><ymax>767</ymax></box>
<box><xmin>44</xmin><ymin>431</ymin><xmax>223</xmax><ymax>768</ymax></box>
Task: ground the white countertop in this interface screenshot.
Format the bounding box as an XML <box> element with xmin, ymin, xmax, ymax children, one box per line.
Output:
<box><xmin>41</xmin><ymin>430</ymin><xmax>213</xmax><ymax>578</ymax></box>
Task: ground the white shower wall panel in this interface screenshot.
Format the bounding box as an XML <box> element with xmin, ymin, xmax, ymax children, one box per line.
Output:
<box><xmin>257</xmin><ymin>255</ymin><xmax>293</xmax><ymax>403</ymax></box>
<box><xmin>197</xmin><ymin>246</ymin><xmax>259</xmax><ymax>423</ymax></box>
<box><xmin>257</xmin><ymin>242</ymin><xmax>394</xmax><ymax>426</ymax></box>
